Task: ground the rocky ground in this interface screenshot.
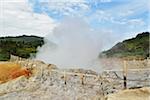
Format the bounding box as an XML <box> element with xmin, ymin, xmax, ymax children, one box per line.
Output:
<box><xmin>0</xmin><ymin>58</ymin><xmax>149</xmax><ymax>100</ymax></box>
<box><xmin>107</xmin><ymin>87</ymin><xmax>150</xmax><ymax>100</ymax></box>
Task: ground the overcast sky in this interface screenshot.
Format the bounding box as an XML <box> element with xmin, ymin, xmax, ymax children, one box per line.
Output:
<box><xmin>0</xmin><ymin>0</ymin><xmax>149</xmax><ymax>39</ymax></box>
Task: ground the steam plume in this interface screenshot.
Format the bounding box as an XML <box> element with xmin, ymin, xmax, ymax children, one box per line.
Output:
<box><xmin>36</xmin><ymin>17</ymin><xmax>116</xmax><ymax>71</ymax></box>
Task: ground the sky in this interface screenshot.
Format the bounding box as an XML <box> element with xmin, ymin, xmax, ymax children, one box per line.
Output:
<box><xmin>0</xmin><ymin>0</ymin><xmax>149</xmax><ymax>39</ymax></box>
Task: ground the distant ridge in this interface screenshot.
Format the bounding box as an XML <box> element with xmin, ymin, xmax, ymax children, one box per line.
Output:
<box><xmin>100</xmin><ymin>32</ymin><xmax>150</xmax><ymax>59</ymax></box>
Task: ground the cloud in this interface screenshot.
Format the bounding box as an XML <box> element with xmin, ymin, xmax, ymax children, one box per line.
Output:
<box><xmin>30</xmin><ymin>0</ymin><xmax>113</xmax><ymax>19</ymax></box>
<box><xmin>127</xmin><ymin>19</ymin><xmax>145</xmax><ymax>27</ymax></box>
<box><xmin>30</xmin><ymin>0</ymin><xmax>89</xmax><ymax>18</ymax></box>
<box><xmin>0</xmin><ymin>0</ymin><xmax>56</xmax><ymax>36</ymax></box>
<box><xmin>1</xmin><ymin>0</ymin><xmax>148</xmax><ymax>43</ymax></box>
<box><xmin>39</xmin><ymin>0</ymin><xmax>85</xmax><ymax>3</ymax></box>
<box><xmin>88</xmin><ymin>0</ymin><xmax>148</xmax><ymax>39</ymax></box>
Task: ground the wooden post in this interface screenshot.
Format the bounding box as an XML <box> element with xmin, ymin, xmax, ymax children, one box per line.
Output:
<box><xmin>15</xmin><ymin>59</ymin><xmax>18</xmax><ymax>64</ymax></box>
<box><xmin>97</xmin><ymin>74</ymin><xmax>105</xmax><ymax>96</ymax></box>
<box><xmin>123</xmin><ymin>60</ymin><xmax>127</xmax><ymax>89</ymax></box>
<box><xmin>80</xmin><ymin>74</ymin><xmax>84</xmax><ymax>85</ymax></box>
<box><xmin>64</xmin><ymin>71</ymin><xmax>67</xmax><ymax>85</ymax></box>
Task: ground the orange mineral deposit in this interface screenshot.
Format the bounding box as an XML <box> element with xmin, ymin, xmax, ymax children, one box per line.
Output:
<box><xmin>0</xmin><ymin>62</ymin><xmax>31</xmax><ymax>83</ymax></box>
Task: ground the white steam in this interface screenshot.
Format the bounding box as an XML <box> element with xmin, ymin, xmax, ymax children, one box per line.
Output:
<box><xmin>36</xmin><ymin>17</ymin><xmax>116</xmax><ymax>71</ymax></box>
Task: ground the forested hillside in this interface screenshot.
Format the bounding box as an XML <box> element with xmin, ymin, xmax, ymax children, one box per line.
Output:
<box><xmin>100</xmin><ymin>32</ymin><xmax>149</xmax><ymax>59</ymax></box>
<box><xmin>0</xmin><ymin>35</ymin><xmax>44</xmax><ymax>61</ymax></box>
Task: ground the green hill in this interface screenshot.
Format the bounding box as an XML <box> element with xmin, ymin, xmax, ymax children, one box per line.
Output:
<box><xmin>0</xmin><ymin>35</ymin><xmax>44</xmax><ymax>61</ymax></box>
<box><xmin>100</xmin><ymin>32</ymin><xmax>150</xmax><ymax>59</ymax></box>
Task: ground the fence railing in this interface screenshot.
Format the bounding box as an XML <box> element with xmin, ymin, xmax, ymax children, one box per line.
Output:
<box><xmin>49</xmin><ymin>68</ymin><xmax>150</xmax><ymax>88</ymax></box>
<box><xmin>9</xmin><ymin>56</ymin><xmax>150</xmax><ymax>90</ymax></box>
